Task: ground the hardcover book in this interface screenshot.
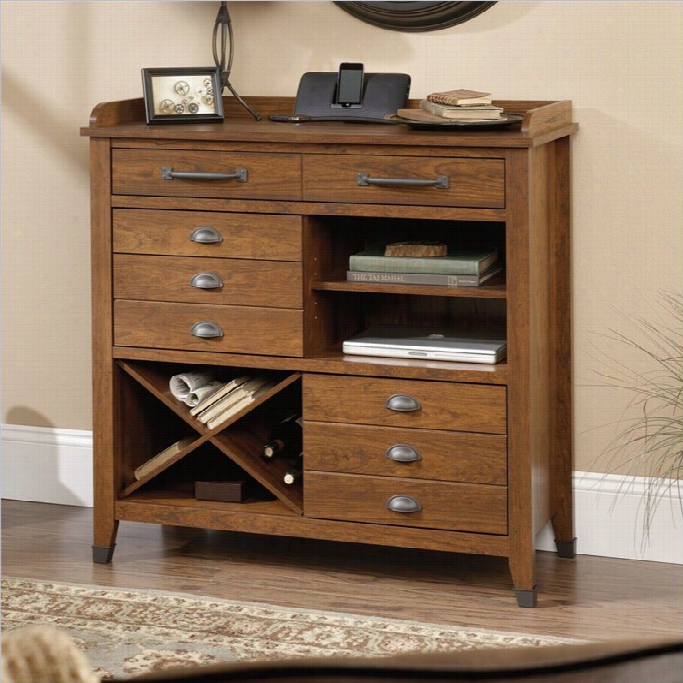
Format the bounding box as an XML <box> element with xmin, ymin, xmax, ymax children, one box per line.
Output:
<box><xmin>349</xmin><ymin>246</ymin><xmax>498</xmax><ymax>276</ymax></box>
<box><xmin>134</xmin><ymin>436</ymin><xmax>195</xmax><ymax>480</ymax></box>
<box><xmin>426</xmin><ymin>89</ymin><xmax>492</xmax><ymax>107</ymax></box>
<box><xmin>346</xmin><ymin>265</ymin><xmax>502</xmax><ymax>287</ymax></box>
<box><xmin>420</xmin><ymin>100</ymin><xmax>503</xmax><ymax>120</ymax></box>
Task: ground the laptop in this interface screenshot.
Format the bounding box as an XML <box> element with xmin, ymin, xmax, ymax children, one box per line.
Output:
<box><xmin>342</xmin><ymin>326</ymin><xmax>507</xmax><ymax>364</ymax></box>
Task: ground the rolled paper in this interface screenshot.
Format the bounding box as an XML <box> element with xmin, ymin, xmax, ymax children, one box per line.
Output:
<box><xmin>169</xmin><ymin>372</ymin><xmax>215</xmax><ymax>401</ymax></box>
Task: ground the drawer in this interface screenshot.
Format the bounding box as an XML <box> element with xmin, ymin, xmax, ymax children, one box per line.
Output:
<box><xmin>112</xmin><ymin>150</ymin><xmax>302</xmax><ymax>200</ymax></box>
<box><xmin>114</xmin><ymin>300</ymin><xmax>303</xmax><ymax>356</ymax></box>
<box><xmin>302</xmin><ymin>155</ymin><xmax>504</xmax><ymax>208</ymax></box>
<box><xmin>303</xmin><ymin>375</ymin><xmax>506</xmax><ymax>434</ymax></box>
<box><xmin>113</xmin><ymin>210</ymin><xmax>302</xmax><ymax>261</ymax></box>
<box><xmin>304</xmin><ymin>422</ymin><xmax>507</xmax><ymax>485</ymax></box>
<box><xmin>114</xmin><ymin>255</ymin><xmax>302</xmax><ymax>309</ymax></box>
<box><xmin>304</xmin><ymin>472</ymin><xmax>508</xmax><ymax>534</ymax></box>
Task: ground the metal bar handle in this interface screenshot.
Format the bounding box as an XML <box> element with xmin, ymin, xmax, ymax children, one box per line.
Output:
<box><xmin>189</xmin><ymin>227</ymin><xmax>223</xmax><ymax>244</ymax></box>
<box><xmin>190</xmin><ymin>273</ymin><xmax>223</xmax><ymax>290</ymax></box>
<box><xmin>386</xmin><ymin>495</ymin><xmax>422</xmax><ymax>514</ymax></box>
<box><xmin>385</xmin><ymin>394</ymin><xmax>421</xmax><ymax>412</ymax></box>
<box><xmin>190</xmin><ymin>321</ymin><xmax>224</xmax><ymax>339</ymax></box>
<box><xmin>357</xmin><ymin>172</ymin><xmax>449</xmax><ymax>189</ymax></box>
<box><xmin>162</xmin><ymin>167</ymin><xmax>248</xmax><ymax>182</ymax></box>
<box><xmin>386</xmin><ymin>444</ymin><xmax>422</xmax><ymax>463</ymax></box>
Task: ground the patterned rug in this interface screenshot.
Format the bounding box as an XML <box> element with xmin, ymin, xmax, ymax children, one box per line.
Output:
<box><xmin>2</xmin><ymin>578</ymin><xmax>579</xmax><ymax>680</ymax></box>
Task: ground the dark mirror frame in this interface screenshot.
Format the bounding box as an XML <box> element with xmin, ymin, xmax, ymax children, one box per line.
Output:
<box><xmin>333</xmin><ymin>1</ymin><xmax>497</xmax><ymax>32</ymax></box>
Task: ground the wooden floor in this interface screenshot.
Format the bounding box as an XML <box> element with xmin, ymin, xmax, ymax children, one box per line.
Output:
<box><xmin>3</xmin><ymin>499</ymin><xmax>682</xmax><ymax>642</ymax></box>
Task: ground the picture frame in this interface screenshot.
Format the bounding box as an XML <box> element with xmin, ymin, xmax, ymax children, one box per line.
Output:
<box><xmin>142</xmin><ymin>67</ymin><xmax>224</xmax><ymax>124</ymax></box>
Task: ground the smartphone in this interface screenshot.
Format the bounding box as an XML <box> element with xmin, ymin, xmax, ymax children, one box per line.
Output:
<box><xmin>336</xmin><ymin>63</ymin><xmax>364</xmax><ymax>106</ymax></box>
<box><xmin>268</xmin><ymin>114</ymin><xmax>311</xmax><ymax>123</ymax></box>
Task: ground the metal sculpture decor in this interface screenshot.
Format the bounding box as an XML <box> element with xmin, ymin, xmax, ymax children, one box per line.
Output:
<box><xmin>213</xmin><ymin>1</ymin><xmax>261</xmax><ymax>120</ymax></box>
<box><xmin>334</xmin><ymin>1</ymin><xmax>497</xmax><ymax>32</ymax></box>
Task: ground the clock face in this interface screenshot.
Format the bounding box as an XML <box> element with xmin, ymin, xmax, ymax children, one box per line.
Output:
<box><xmin>334</xmin><ymin>1</ymin><xmax>496</xmax><ymax>32</ymax></box>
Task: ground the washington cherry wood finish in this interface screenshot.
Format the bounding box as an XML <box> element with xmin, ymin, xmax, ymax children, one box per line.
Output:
<box><xmin>82</xmin><ymin>96</ymin><xmax>577</xmax><ymax>606</ymax></box>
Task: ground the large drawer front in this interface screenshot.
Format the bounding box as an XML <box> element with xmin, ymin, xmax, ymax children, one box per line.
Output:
<box><xmin>114</xmin><ymin>300</ymin><xmax>303</xmax><ymax>356</ymax></box>
<box><xmin>112</xmin><ymin>150</ymin><xmax>302</xmax><ymax>200</ymax></box>
<box><xmin>114</xmin><ymin>255</ymin><xmax>303</xmax><ymax>309</ymax></box>
<box><xmin>113</xmin><ymin>210</ymin><xmax>302</xmax><ymax>261</ymax></box>
<box><xmin>304</xmin><ymin>421</ymin><xmax>507</xmax><ymax>485</ymax></box>
<box><xmin>305</xmin><ymin>472</ymin><xmax>508</xmax><ymax>534</ymax></box>
<box><xmin>304</xmin><ymin>375</ymin><xmax>506</xmax><ymax>434</ymax></box>
<box><xmin>303</xmin><ymin>155</ymin><xmax>504</xmax><ymax>208</ymax></box>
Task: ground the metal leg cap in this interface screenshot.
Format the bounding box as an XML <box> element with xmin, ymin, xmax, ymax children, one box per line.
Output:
<box><xmin>92</xmin><ymin>545</ymin><xmax>115</xmax><ymax>564</ymax></box>
<box><xmin>515</xmin><ymin>586</ymin><xmax>538</xmax><ymax>608</ymax></box>
<box><xmin>556</xmin><ymin>538</ymin><xmax>577</xmax><ymax>559</ymax></box>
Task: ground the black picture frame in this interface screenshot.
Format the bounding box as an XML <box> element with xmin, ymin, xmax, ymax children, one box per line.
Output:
<box><xmin>142</xmin><ymin>67</ymin><xmax>224</xmax><ymax>124</ymax></box>
<box><xmin>334</xmin><ymin>2</ymin><xmax>496</xmax><ymax>32</ymax></box>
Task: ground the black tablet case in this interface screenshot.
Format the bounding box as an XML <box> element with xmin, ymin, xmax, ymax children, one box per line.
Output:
<box><xmin>293</xmin><ymin>72</ymin><xmax>411</xmax><ymax>122</ymax></box>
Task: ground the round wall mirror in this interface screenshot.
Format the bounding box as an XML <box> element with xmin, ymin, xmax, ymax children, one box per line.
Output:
<box><xmin>334</xmin><ymin>2</ymin><xmax>497</xmax><ymax>32</ymax></box>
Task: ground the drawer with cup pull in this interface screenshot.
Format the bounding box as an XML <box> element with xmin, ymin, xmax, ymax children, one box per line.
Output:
<box><xmin>302</xmin><ymin>155</ymin><xmax>505</xmax><ymax>208</ymax></box>
<box><xmin>113</xmin><ymin>255</ymin><xmax>303</xmax><ymax>309</ymax></box>
<box><xmin>303</xmin><ymin>374</ymin><xmax>506</xmax><ymax>434</ymax></box>
<box><xmin>114</xmin><ymin>300</ymin><xmax>304</xmax><ymax>356</ymax></box>
<box><xmin>304</xmin><ymin>421</ymin><xmax>507</xmax><ymax>485</ymax></box>
<box><xmin>113</xmin><ymin>210</ymin><xmax>302</xmax><ymax>260</ymax></box>
<box><xmin>304</xmin><ymin>472</ymin><xmax>508</xmax><ymax>534</ymax></box>
<box><xmin>112</xmin><ymin>150</ymin><xmax>302</xmax><ymax>200</ymax></box>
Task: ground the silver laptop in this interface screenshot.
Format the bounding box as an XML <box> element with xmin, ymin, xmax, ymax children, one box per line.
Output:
<box><xmin>343</xmin><ymin>326</ymin><xmax>506</xmax><ymax>364</ymax></box>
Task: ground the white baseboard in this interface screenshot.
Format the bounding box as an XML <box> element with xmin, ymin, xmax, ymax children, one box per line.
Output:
<box><xmin>1</xmin><ymin>424</ymin><xmax>93</xmax><ymax>507</ymax></box>
<box><xmin>2</xmin><ymin>424</ymin><xmax>681</xmax><ymax>564</ymax></box>
<box><xmin>536</xmin><ymin>471</ymin><xmax>683</xmax><ymax>564</ymax></box>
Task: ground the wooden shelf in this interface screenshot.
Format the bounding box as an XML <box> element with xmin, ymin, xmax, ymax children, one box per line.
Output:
<box><xmin>312</xmin><ymin>275</ymin><xmax>507</xmax><ymax>298</ymax></box>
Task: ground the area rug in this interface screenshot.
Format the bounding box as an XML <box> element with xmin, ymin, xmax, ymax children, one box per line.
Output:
<box><xmin>2</xmin><ymin>578</ymin><xmax>579</xmax><ymax>680</ymax></box>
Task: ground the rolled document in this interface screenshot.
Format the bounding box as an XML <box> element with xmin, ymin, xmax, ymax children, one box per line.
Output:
<box><xmin>169</xmin><ymin>372</ymin><xmax>215</xmax><ymax>402</ymax></box>
<box><xmin>185</xmin><ymin>381</ymin><xmax>223</xmax><ymax>407</ymax></box>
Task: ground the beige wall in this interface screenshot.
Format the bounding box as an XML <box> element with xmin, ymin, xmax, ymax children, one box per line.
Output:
<box><xmin>2</xmin><ymin>1</ymin><xmax>681</xmax><ymax>474</ymax></box>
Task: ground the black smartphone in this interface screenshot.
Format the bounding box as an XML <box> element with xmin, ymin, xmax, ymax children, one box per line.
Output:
<box><xmin>268</xmin><ymin>114</ymin><xmax>311</xmax><ymax>123</ymax></box>
<box><xmin>336</xmin><ymin>63</ymin><xmax>364</xmax><ymax>106</ymax></box>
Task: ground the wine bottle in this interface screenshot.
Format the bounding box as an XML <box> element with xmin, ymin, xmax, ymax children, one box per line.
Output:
<box><xmin>262</xmin><ymin>414</ymin><xmax>303</xmax><ymax>459</ymax></box>
<box><xmin>283</xmin><ymin>460</ymin><xmax>303</xmax><ymax>485</ymax></box>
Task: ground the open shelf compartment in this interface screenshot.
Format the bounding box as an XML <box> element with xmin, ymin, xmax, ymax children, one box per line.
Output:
<box><xmin>116</xmin><ymin>361</ymin><xmax>304</xmax><ymax>514</ymax></box>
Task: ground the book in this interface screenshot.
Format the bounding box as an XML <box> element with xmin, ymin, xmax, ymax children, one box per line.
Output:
<box><xmin>420</xmin><ymin>100</ymin><xmax>503</xmax><ymax>120</ymax></box>
<box><xmin>349</xmin><ymin>246</ymin><xmax>498</xmax><ymax>276</ymax></box>
<box><xmin>134</xmin><ymin>436</ymin><xmax>195</xmax><ymax>480</ymax></box>
<box><xmin>384</xmin><ymin>241</ymin><xmax>447</xmax><ymax>257</ymax></box>
<box><xmin>346</xmin><ymin>265</ymin><xmax>502</xmax><ymax>288</ymax></box>
<box><xmin>190</xmin><ymin>375</ymin><xmax>251</xmax><ymax>417</ymax></box>
<box><xmin>198</xmin><ymin>377</ymin><xmax>267</xmax><ymax>426</ymax></box>
<box><xmin>205</xmin><ymin>381</ymin><xmax>275</xmax><ymax>430</ymax></box>
<box><xmin>426</xmin><ymin>89</ymin><xmax>492</xmax><ymax>107</ymax></box>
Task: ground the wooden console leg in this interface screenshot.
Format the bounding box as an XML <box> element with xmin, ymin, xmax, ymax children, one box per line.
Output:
<box><xmin>92</xmin><ymin>517</ymin><xmax>118</xmax><ymax>564</ymax></box>
<box><xmin>549</xmin><ymin>134</ymin><xmax>577</xmax><ymax>562</ymax></box>
<box><xmin>509</xmin><ymin>545</ymin><xmax>537</xmax><ymax>608</ymax></box>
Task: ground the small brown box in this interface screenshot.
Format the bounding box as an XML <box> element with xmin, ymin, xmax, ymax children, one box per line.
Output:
<box><xmin>195</xmin><ymin>480</ymin><xmax>254</xmax><ymax>503</ymax></box>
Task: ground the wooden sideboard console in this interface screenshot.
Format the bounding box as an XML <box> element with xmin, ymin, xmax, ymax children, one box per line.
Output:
<box><xmin>82</xmin><ymin>97</ymin><xmax>577</xmax><ymax>607</ymax></box>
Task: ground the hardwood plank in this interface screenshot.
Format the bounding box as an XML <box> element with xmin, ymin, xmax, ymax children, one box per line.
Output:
<box><xmin>3</xmin><ymin>501</ymin><xmax>682</xmax><ymax>642</ymax></box>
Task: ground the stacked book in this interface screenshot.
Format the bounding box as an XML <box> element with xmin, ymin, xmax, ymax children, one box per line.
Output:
<box><xmin>396</xmin><ymin>89</ymin><xmax>503</xmax><ymax>123</ymax></box>
<box><xmin>347</xmin><ymin>242</ymin><xmax>502</xmax><ymax>288</ymax></box>
<box><xmin>190</xmin><ymin>375</ymin><xmax>276</xmax><ymax>430</ymax></box>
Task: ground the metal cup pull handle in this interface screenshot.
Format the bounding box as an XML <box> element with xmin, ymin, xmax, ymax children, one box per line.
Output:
<box><xmin>386</xmin><ymin>495</ymin><xmax>422</xmax><ymax>514</ymax></box>
<box><xmin>385</xmin><ymin>394</ymin><xmax>421</xmax><ymax>412</ymax></box>
<box><xmin>190</xmin><ymin>273</ymin><xmax>223</xmax><ymax>290</ymax></box>
<box><xmin>386</xmin><ymin>445</ymin><xmax>422</xmax><ymax>463</ymax></box>
<box><xmin>189</xmin><ymin>227</ymin><xmax>223</xmax><ymax>244</ymax></box>
<box><xmin>190</xmin><ymin>322</ymin><xmax>223</xmax><ymax>339</ymax></box>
